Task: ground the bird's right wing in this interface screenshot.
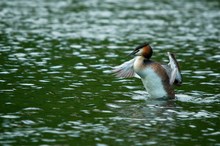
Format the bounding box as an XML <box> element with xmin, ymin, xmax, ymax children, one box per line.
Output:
<box><xmin>112</xmin><ymin>58</ymin><xmax>140</xmax><ymax>78</ymax></box>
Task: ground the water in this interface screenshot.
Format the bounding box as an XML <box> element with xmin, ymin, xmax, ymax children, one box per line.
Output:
<box><xmin>0</xmin><ymin>0</ymin><xmax>220</xmax><ymax>145</ymax></box>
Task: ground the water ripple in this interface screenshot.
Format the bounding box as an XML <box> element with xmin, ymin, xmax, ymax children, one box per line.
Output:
<box><xmin>0</xmin><ymin>0</ymin><xmax>219</xmax><ymax>145</ymax></box>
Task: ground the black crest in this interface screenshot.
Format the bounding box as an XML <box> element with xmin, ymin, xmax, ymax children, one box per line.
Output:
<box><xmin>135</xmin><ymin>42</ymin><xmax>149</xmax><ymax>51</ymax></box>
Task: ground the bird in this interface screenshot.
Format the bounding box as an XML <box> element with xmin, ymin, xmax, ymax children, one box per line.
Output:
<box><xmin>113</xmin><ymin>42</ymin><xmax>182</xmax><ymax>99</ymax></box>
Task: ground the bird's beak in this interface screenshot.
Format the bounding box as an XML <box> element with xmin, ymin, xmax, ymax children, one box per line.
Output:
<box><xmin>128</xmin><ymin>49</ymin><xmax>138</xmax><ymax>57</ymax></box>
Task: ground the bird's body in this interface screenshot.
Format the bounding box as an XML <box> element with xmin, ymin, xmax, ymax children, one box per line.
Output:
<box><xmin>113</xmin><ymin>43</ymin><xmax>182</xmax><ymax>99</ymax></box>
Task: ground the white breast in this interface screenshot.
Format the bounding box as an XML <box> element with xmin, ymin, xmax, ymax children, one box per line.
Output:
<box><xmin>133</xmin><ymin>56</ymin><xmax>168</xmax><ymax>98</ymax></box>
<box><xmin>139</xmin><ymin>68</ymin><xmax>167</xmax><ymax>98</ymax></box>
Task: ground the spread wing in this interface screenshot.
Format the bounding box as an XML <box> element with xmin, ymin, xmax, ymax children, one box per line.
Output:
<box><xmin>162</xmin><ymin>52</ymin><xmax>182</xmax><ymax>86</ymax></box>
<box><xmin>112</xmin><ymin>58</ymin><xmax>140</xmax><ymax>78</ymax></box>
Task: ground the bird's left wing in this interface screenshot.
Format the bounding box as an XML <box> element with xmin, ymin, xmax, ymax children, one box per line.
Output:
<box><xmin>162</xmin><ymin>52</ymin><xmax>182</xmax><ymax>86</ymax></box>
<box><xmin>167</xmin><ymin>52</ymin><xmax>182</xmax><ymax>85</ymax></box>
<box><xmin>112</xmin><ymin>59</ymin><xmax>140</xmax><ymax>78</ymax></box>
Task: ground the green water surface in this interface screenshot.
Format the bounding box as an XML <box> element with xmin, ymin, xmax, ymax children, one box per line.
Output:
<box><xmin>0</xmin><ymin>0</ymin><xmax>220</xmax><ymax>145</ymax></box>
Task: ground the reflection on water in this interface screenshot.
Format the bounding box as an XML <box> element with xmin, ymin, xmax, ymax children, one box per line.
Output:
<box><xmin>0</xmin><ymin>0</ymin><xmax>220</xmax><ymax>145</ymax></box>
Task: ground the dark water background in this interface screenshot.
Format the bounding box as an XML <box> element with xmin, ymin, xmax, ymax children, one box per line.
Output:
<box><xmin>0</xmin><ymin>0</ymin><xmax>220</xmax><ymax>145</ymax></box>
